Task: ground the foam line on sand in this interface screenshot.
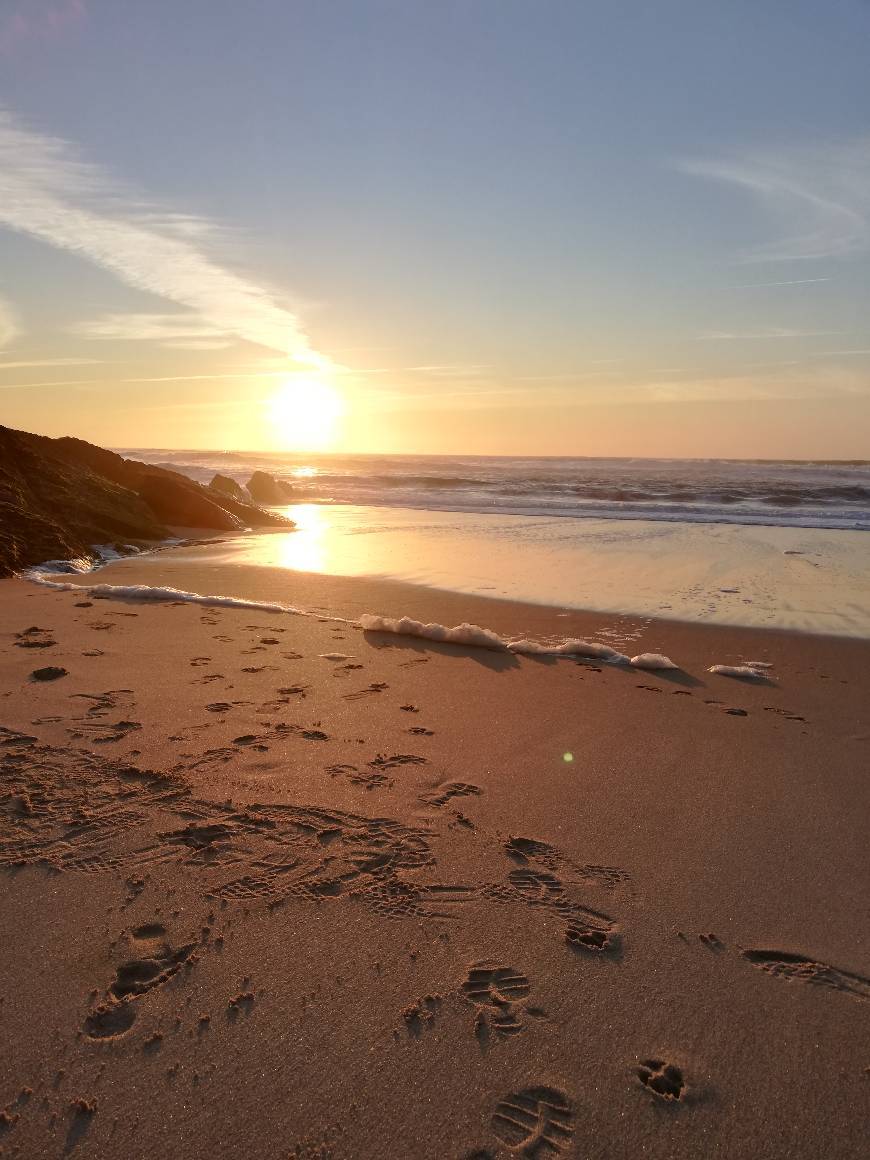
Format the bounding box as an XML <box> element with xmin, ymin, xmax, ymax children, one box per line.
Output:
<box><xmin>708</xmin><ymin>662</ymin><xmax>772</xmax><ymax>679</ymax></box>
<box><xmin>26</xmin><ymin>573</ymin><xmax>685</xmax><ymax>670</ymax></box>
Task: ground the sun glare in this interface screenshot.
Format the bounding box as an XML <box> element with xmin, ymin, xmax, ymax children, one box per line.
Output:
<box><xmin>267</xmin><ymin>376</ymin><xmax>344</xmax><ymax>450</ymax></box>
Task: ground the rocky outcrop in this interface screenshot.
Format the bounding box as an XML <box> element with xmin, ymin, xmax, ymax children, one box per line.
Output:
<box><xmin>246</xmin><ymin>470</ymin><xmax>293</xmax><ymax>505</ymax></box>
<box><xmin>137</xmin><ymin>475</ymin><xmax>244</xmax><ymax>531</ymax></box>
<box><xmin>0</xmin><ymin>425</ymin><xmax>296</xmax><ymax>578</ymax></box>
<box><xmin>208</xmin><ymin>473</ymin><xmax>250</xmax><ymax>503</ymax></box>
<box><xmin>35</xmin><ymin>436</ymin><xmax>293</xmax><ymax>530</ymax></box>
<box><xmin>0</xmin><ymin>426</ymin><xmax>167</xmax><ymax>576</ymax></box>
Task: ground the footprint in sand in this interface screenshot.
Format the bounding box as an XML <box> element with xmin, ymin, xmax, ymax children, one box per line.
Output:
<box><xmin>419</xmin><ymin>782</ymin><xmax>482</xmax><ymax>807</ymax></box>
<box><xmin>343</xmin><ymin>682</ymin><xmax>389</xmax><ymax>701</ymax></box>
<box><xmin>508</xmin><ymin>869</ymin><xmax>564</xmax><ymax>904</ymax></box>
<box><xmin>401</xmin><ymin>994</ymin><xmax>442</xmax><ymax>1036</ymax></box>
<box><xmin>490</xmin><ymin>1087</ymin><xmax>575</xmax><ymax>1156</ymax></box>
<box><xmin>461</xmin><ymin>962</ymin><xmax>536</xmax><ymax>1041</ymax></box>
<box><xmin>83</xmin><ymin>924</ymin><xmax>195</xmax><ymax>1039</ymax></box>
<box><xmin>636</xmin><ymin>1059</ymin><xmax>686</xmax><ymax>1101</ymax></box>
<box><xmin>327</xmin><ymin>764</ymin><xmax>393</xmax><ymax>791</ymax></box>
<box><xmin>13</xmin><ymin>627</ymin><xmax>56</xmax><ymax>649</ymax></box>
<box><xmin>233</xmin><ymin>734</ymin><xmax>270</xmax><ymax>750</ymax></box>
<box><xmin>369</xmin><ymin>753</ymin><xmax>427</xmax><ymax>770</ymax></box>
<box><xmin>564</xmin><ymin>924</ymin><xmax>619</xmax><ymax>954</ymax></box>
<box><xmin>742</xmin><ymin>949</ymin><xmax>870</xmax><ymax>1001</ymax></box>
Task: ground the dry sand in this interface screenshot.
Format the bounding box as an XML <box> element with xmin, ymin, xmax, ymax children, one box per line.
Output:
<box><xmin>0</xmin><ymin>568</ymin><xmax>868</xmax><ymax>1158</ymax></box>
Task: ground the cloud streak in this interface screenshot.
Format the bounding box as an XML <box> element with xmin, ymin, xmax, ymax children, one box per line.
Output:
<box><xmin>0</xmin><ymin>108</ymin><xmax>332</xmax><ymax>368</ymax></box>
<box><xmin>729</xmin><ymin>277</ymin><xmax>832</xmax><ymax>288</ymax></box>
<box><xmin>695</xmin><ymin>328</ymin><xmax>842</xmax><ymax>341</ymax></box>
<box><xmin>680</xmin><ymin>139</ymin><xmax>870</xmax><ymax>261</ymax></box>
<box><xmin>0</xmin><ymin>295</ymin><xmax>18</xmax><ymax>349</ymax></box>
<box><xmin>70</xmin><ymin>311</ymin><xmax>235</xmax><ymax>350</ymax></box>
<box><xmin>0</xmin><ymin>356</ymin><xmax>102</xmax><ymax>369</ymax></box>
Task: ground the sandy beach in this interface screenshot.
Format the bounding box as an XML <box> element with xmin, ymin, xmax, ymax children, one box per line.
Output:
<box><xmin>4</xmin><ymin>4</ymin><xmax>870</xmax><ymax>1156</ymax></box>
<box><xmin>1</xmin><ymin>562</ymin><xmax>868</xmax><ymax>1159</ymax></box>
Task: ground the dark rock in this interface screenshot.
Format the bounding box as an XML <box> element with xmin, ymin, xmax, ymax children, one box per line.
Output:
<box><xmin>0</xmin><ymin>426</ymin><xmax>167</xmax><ymax>577</ymax></box>
<box><xmin>0</xmin><ymin>425</ymin><xmax>296</xmax><ymax>577</ymax></box>
<box><xmin>136</xmin><ymin>475</ymin><xmax>244</xmax><ymax>531</ymax></box>
<box><xmin>30</xmin><ymin>667</ymin><xmax>68</xmax><ymax>681</ymax></box>
<box><xmin>208</xmin><ymin>474</ymin><xmax>250</xmax><ymax>503</ymax></box>
<box><xmin>246</xmin><ymin>471</ymin><xmax>293</xmax><ymax>505</ymax></box>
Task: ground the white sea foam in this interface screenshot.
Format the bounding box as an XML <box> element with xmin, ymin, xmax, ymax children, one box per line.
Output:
<box><xmin>34</xmin><ymin>557</ymin><xmax>95</xmax><ymax>575</ymax></box>
<box><xmin>708</xmin><ymin>663</ymin><xmax>770</xmax><ymax>679</ymax></box>
<box><xmin>508</xmin><ymin>638</ymin><xmax>630</xmax><ymax>662</ymax></box>
<box><xmin>25</xmin><ymin>568</ymin><xmax>686</xmax><ymax>670</ymax></box>
<box><xmin>359</xmin><ymin>613</ymin><xmax>508</xmax><ymax>650</ymax></box>
<box><xmin>629</xmin><ymin>653</ymin><xmax>679</xmax><ymax>670</ymax></box>
<box><xmin>358</xmin><ymin>613</ymin><xmax>634</xmax><ymax>662</ymax></box>
<box><xmin>25</xmin><ymin>571</ymin><xmax>299</xmax><ymax>614</ymax></box>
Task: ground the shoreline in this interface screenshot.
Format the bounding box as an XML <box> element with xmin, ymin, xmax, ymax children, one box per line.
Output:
<box><xmin>22</xmin><ymin>527</ymin><xmax>870</xmax><ymax>663</ymax></box>
<box><xmin>61</xmin><ymin>504</ymin><xmax>870</xmax><ymax>639</ymax></box>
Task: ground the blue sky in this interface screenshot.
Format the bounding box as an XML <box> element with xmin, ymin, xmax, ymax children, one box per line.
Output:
<box><xmin>1</xmin><ymin>0</ymin><xmax>869</xmax><ymax>455</ymax></box>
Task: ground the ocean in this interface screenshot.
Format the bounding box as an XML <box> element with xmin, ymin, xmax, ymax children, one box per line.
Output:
<box><xmin>119</xmin><ymin>450</ymin><xmax>870</xmax><ymax>532</ymax></box>
<box><xmin>56</xmin><ymin>449</ymin><xmax>868</xmax><ymax>636</ymax></box>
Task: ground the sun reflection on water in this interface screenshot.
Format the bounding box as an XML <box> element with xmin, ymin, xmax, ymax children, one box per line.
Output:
<box><xmin>272</xmin><ymin>503</ymin><xmax>329</xmax><ymax>573</ymax></box>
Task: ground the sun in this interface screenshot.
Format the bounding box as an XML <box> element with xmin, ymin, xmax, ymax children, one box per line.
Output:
<box><xmin>267</xmin><ymin>375</ymin><xmax>344</xmax><ymax>451</ymax></box>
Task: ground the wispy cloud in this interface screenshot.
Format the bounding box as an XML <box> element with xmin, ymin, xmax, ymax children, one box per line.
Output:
<box><xmin>680</xmin><ymin>140</ymin><xmax>870</xmax><ymax>261</ymax></box>
<box><xmin>0</xmin><ymin>109</ymin><xmax>333</xmax><ymax>368</ymax></box>
<box><xmin>405</xmin><ymin>364</ymin><xmax>491</xmax><ymax>377</ymax></box>
<box><xmin>511</xmin><ymin>371</ymin><xmax>623</xmax><ymax>382</ymax></box>
<box><xmin>695</xmin><ymin>328</ymin><xmax>842</xmax><ymax>341</ymax></box>
<box><xmin>729</xmin><ymin>277</ymin><xmax>832</xmax><ymax>288</ymax></box>
<box><xmin>0</xmin><ymin>1</ymin><xmax>86</xmax><ymax>55</ymax></box>
<box><xmin>808</xmin><ymin>348</ymin><xmax>870</xmax><ymax>357</ymax></box>
<box><xmin>0</xmin><ymin>295</ymin><xmax>18</xmax><ymax>349</ymax></box>
<box><xmin>70</xmin><ymin>311</ymin><xmax>234</xmax><ymax>350</ymax></box>
<box><xmin>0</xmin><ymin>356</ymin><xmax>102</xmax><ymax>369</ymax></box>
<box><xmin>638</xmin><ymin>365</ymin><xmax>870</xmax><ymax>404</ymax></box>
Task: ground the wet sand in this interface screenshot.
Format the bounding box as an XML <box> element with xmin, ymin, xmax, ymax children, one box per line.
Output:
<box><xmin>0</xmin><ymin>569</ymin><xmax>868</xmax><ymax>1159</ymax></box>
<box><xmin>73</xmin><ymin>506</ymin><xmax>870</xmax><ymax>636</ymax></box>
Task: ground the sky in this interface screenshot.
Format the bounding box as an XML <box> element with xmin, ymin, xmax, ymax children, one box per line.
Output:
<box><xmin>1</xmin><ymin>0</ymin><xmax>869</xmax><ymax>458</ymax></box>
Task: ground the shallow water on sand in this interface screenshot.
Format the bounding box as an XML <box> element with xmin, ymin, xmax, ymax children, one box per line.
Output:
<box><xmin>110</xmin><ymin>504</ymin><xmax>870</xmax><ymax>637</ymax></box>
